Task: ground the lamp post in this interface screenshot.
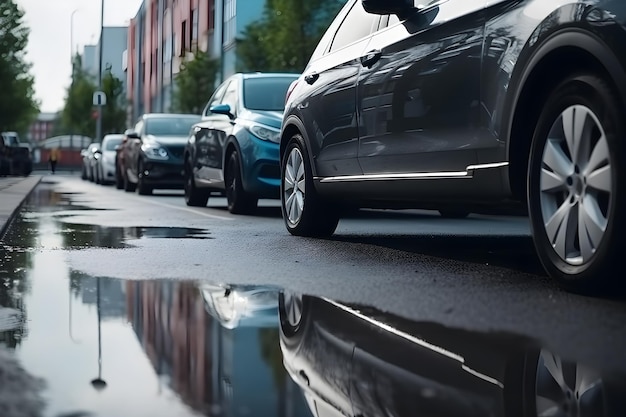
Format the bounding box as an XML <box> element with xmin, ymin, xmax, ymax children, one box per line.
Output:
<box><xmin>90</xmin><ymin>277</ymin><xmax>107</xmax><ymax>391</ymax></box>
<box><xmin>95</xmin><ymin>0</ymin><xmax>105</xmax><ymax>145</ymax></box>
<box><xmin>70</xmin><ymin>9</ymin><xmax>79</xmax><ymax>167</ymax></box>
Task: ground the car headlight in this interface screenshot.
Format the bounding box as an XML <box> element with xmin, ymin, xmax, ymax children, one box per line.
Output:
<box><xmin>247</xmin><ymin>123</ymin><xmax>280</xmax><ymax>143</ymax></box>
<box><xmin>141</xmin><ymin>143</ymin><xmax>169</xmax><ymax>160</ymax></box>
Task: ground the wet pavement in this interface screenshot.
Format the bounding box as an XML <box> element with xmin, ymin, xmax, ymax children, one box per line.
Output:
<box><xmin>1</xmin><ymin>179</ymin><xmax>626</xmax><ymax>417</ymax></box>
<box><xmin>0</xmin><ymin>184</ymin><xmax>311</xmax><ymax>417</ymax></box>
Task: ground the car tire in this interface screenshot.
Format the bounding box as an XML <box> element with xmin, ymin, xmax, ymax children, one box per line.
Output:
<box><xmin>123</xmin><ymin>170</ymin><xmax>136</xmax><ymax>192</ymax></box>
<box><xmin>136</xmin><ymin>160</ymin><xmax>152</xmax><ymax>195</ymax></box>
<box><xmin>278</xmin><ymin>291</ymin><xmax>309</xmax><ymax>347</ymax></box>
<box><xmin>528</xmin><ymin>74</ymin><xmax>624</xmax><ymax>293</ymax></box>
<box><xmin>281</xmin><ymin>134</ymin><xmax>340</xmax><ymax>237</ymax></box>
<box><xmin>115</xmin><ymin>162</ymin><xmax>124</xmax><ymax>189</ymax></box>
<box><xmin>81</xmin><ymin>166</ymin><xmax>87</xmax><ymax>180</ymax></box>
<box><xmin>184</xmin><ymin>161</ymin><xmax>209</xmax><ymax>207</ymax></box>
<box><xmin>225</xmin><ymin>150</ymin><xmax>257</xmax><ymax>214</ymax></box>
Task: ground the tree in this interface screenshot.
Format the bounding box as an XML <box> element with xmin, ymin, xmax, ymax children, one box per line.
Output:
<box><xmin>101</xmin><ymin>64</ymin><xmax>127</xmax><ymax>134</ymax></box>
<box><xmin>0</xmin><ymin>0</ymin><xmax>39</xmax><ymax>135</ymax></box>
<box><xmin>237</xmin><ymin>0</ymin><xmax>346</xmax><ymax>73</ymax></box>
<box><xmin>60</xmin><ymin>54</ymin><xmax>97</xmax><ymax>138</ymax></box>
<box><xmin>172</xmin><ymin>51</ymin><xmax>219</xmax><ymax>114</ymax></box>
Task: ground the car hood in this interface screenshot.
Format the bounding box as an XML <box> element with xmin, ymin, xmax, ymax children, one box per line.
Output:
<box><xmin>241</xmin><ymin>110</ymin><xmax>284</xmax><ymax>130</ymax></box>
<box><xmin>145</xmin><ymin>135</ymin><xmax>189</xmax><ymax>145</ymax></box>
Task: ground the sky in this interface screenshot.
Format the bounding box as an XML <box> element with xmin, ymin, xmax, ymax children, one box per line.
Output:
<box><xmin>16</xmin><ymin>0</ymin><xmax>143</xmax><ymax>113</ymax></box>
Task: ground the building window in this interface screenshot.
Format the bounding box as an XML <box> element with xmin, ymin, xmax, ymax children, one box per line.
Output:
<box><xmin>181</xmin><ymin>20</ymin><xmax>187</xmax><ymax>53</ymax></box>
<box><xmin>191</xmin><ymin>8</ymin><xmax>198</xmax><ymax>42</ymax></box>
<box><xmin>224</xmin><ymin>0</ymin><xmax>236</xmax><ymax>45</ymax></box>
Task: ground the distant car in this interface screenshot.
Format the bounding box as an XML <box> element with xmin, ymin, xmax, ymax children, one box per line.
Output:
<box><xmin>120</xmin><ymin>113</ymin><xmax>202</xmax><ymax>195</ymax></box>
<box><xmin>183</xmin><ymin>72</ymin><xmax>299</xmax><ymax>213</ymax></box>
<box><xmin>0</xmin><ymin>131</ymin><xmax>32</xmax><ymax>176</ymax></box>
<box><xmin>95</xmin><ymin>134</ymin><xmax>124</xmax><ymax>185</ymax></box>
<box><xmin>81</xmin><ymin>143</ymin><xmax>101</xmax><ymax>181</ymax></box>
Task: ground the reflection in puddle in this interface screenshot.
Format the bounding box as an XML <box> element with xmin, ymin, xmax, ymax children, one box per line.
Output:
<box><xmin>0</xmin><ymin>190</ymin><xmax>311</xmax><ymax>417</ymax></box>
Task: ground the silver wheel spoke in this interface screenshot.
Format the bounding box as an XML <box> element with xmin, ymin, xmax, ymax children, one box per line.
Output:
<box><xmin>545</xmin><ymin>200</ymin><xmax>573</xmax><ymax>259</ymax></box>
<box><xmin>562</xmin><ymin>105</ymin><xmax>589</xmax><ymax>165</ymax></box>
<box><xmin>541</xmin><ymin>167</ymin><xmax>567</xmax><ymax>193</ymax></box>
<box><xmin>586</xmin><ymin>164</ymin><xmax>611</xmax><ymax>193</ymax></box>
<box><xmin>543</xmin><ymin>139</ymin><xmax>574</xmax><ymax>178</ymax></box>
<box><xmin>578</xmin><ymin>198</ymin><xmax>606</xmax><ymax>261</ymax></box>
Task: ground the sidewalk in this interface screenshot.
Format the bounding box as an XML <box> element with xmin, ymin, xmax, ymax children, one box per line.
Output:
<box><xmin>0</xmin><ymin>175</ymin><xmax>42</xmax><ymax>239</ymax></box>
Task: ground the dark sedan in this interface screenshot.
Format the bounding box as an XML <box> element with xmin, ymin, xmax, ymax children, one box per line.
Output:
<box><xmin>279</xmin><ymin>0</ymin><xmax>626</xmax><ymax>292</ymax></box>
<box><xmin>183</xmin><ymin>72</ymin><xmax>299</xmax><ymax>214</ymax></box>
<box><xmin>120</xmin><ymin>113</ymin><xmax>201</xmax><ymax>195</ymax></box>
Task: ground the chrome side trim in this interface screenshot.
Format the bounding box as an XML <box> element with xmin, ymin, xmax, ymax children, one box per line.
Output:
<box><xmin>316</xmin><ymin>162</ymin><xmax>508</xmax><ymax>183</ymax></box>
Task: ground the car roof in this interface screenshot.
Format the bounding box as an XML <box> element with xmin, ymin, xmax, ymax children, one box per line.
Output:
<box><xmin>238</xmin><ymin>72</ymin><xmax>300</xmax><ymax>80</ymax></box>
<box><xmin>103</xmin><ymin>134</ymin><xmax>124</xmax><ymax>140</ymax></box>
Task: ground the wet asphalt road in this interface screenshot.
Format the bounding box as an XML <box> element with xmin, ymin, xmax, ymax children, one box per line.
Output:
<box><xmin>3</xmin><ymin>173</ymin><xmax>626</xmax><ymax>380</ymax></box>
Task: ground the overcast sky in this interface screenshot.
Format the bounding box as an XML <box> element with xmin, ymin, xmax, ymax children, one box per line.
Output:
<box><xmin>16</xmin><ymin>0</ymin><xmax>143</xmax><ymax>113</ymax></box>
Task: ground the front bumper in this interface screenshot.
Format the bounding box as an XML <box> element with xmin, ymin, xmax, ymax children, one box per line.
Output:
<box><xmin>140</xmin><ymin>159</ymin><xmax>185</xmax><ymax>189</ymax></box>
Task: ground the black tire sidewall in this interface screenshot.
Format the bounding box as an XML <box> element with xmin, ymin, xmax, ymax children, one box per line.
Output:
<box><xmin>528</xmin><ymin>74</ymin><xmax>624</xmax><ymax>291</ymax></box>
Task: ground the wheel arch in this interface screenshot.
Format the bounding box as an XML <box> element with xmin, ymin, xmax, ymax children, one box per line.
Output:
<box><xmin>506</xmin><ymin>29</ymin><xmax>626</xmax><ymax>202</ymax></box>
<box><xmin>280</xmin><ymin>115</ymin><xmax>319</xmax><ymax>178</ymax></box>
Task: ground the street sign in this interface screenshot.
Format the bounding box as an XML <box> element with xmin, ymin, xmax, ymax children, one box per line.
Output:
<box><xmin>93</xmin><ymin>91</ymin><xmax>106</xmax><ymax>106</ymax></box>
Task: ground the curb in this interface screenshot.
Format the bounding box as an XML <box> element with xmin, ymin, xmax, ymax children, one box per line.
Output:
<box><xmin>0</xmin><ymin>175</ymin><xmax>42</xmax><ymax>240</ymax></box>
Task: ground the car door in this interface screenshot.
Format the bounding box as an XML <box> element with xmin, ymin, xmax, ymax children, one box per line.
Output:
<box><xmin>357</xmin><ymin>0</ymin><xmax>486</xmax><ymax>177</ymax></box>
<box><xmin>197</xmin><ymin>79</ymin><xmax>238</xmax><ymax>185</ymax></box>
<box><xmin>126</xmin><ymin>119</ymin><xmax>144</xmax><ymax>182</ymax></box>
<box><xmin>297</xmin><ymin>0</ymin><xmax>380</xmax><ymax>178</ymax></box>
<box><xmin>194</xmin><ymin>81</ymin><xmax>229</xmax><ymax>185</ymax></box>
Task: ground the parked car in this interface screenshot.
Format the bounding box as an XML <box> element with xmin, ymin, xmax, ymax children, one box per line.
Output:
<box><xmin>94</xmin><ymin>133</ymin><xmax>124</xmax><ymax>185</ymax></box>
<box><xmin>80</xmin><ymin>143</ymin><xmax>101</xmax><ymax>181</ymax></box>
<box><xmin>183</xmin><ymin>72</ymin><xmax>299</xmax><ymax>213</ymax></box>
<box><xmin>279</xmin><ymin>0</ymin><xmax>626</xmax><ymax>292</ymax></box>
<box><xmin>0</xmin><ymin>131</ymin><xmax>32</xmax><ymax>176</ymax></box>
<box><xmin>119</xmin><ymin>113</ymin><xmax>201</xmax><ymax>194</ymax></box>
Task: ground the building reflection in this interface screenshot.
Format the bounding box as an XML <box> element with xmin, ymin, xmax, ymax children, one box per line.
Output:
<box><xmin>125</xmin><ymin>280</ymin><xmax>312</xmax><ymax>417</ymax></box>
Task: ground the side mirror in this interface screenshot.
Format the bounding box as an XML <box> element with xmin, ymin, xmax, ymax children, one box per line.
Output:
<box><xmin>210</xmin><ymin>104</ymin><xmax>234</xmax><ymax>119</ymax></box>
<box><xmin>126</xmin><ymin>131</ymin><xmax>140</xmax><ymax>139</ymax></box>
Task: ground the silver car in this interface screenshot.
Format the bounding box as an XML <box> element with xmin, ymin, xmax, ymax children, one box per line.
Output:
<box><xmin>95</xmin><ymin>134</ymin><xmax>124</xmax><ymax>185</ymax></box>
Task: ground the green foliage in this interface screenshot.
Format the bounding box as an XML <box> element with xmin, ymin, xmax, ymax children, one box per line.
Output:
<box><xmin>59</xmin><ymin>58</ymin><xmax>126</xmax><ymax>138</ymax></box>
<box><xmin>60</xmin><ymin>55</ymin><xmax>97</xmax><ymax>138</ymax></box>
<box><xmin>237</xmin><ymin>0</ymin><xmax>346</xmax><ymax>73</ymax></box>
<box><xmin>0</xmin><ymin>0</ymin><xmax>39</xmax><ymax>135</ymax></box>
<box><xmin>172</xmin><ymin>51</ymin><xmax>219</xmax><ymax>114</ymax></box>
<box><xmin>101</xmin><ymin>64</ymin><xmax>127</xmax><ymax>134</ymax></box>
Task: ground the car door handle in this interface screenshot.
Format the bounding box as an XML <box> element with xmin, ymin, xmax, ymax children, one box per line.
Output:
<box><xmin>304</xmin><ymin>73</ymin><xmax>319</xmax><ymax>85</ymax></box>
<box><xmin>360</xmin><ymin>49</ymin><xmax>382</xmax><ymax>68</ymax></box>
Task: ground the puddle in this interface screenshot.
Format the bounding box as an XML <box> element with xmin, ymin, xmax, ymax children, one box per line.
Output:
<box><xmin>1</xmin><ymin>176</ymin><xmax>625</xmax><ymax>417</ymax></box>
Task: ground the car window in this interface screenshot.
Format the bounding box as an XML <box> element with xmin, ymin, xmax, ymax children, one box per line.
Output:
<box><xmin>204</xmin><ymin>81</ymin><xmax>228</xmax><ymax>116</ymax></box>
<box><xmin>221</xmin><ymin>80</ymin><xmax>238</xmax><ymax>116</ymax></box>
<box><xmin>329</xmin><ymin>0</ymin><xmax>377</xmax><ymax>52</ymax></box>
<box><xmin>104</xmin><ymin>138</ymin><xmax>123</xmax><ymax>150</ymax></box>
<box><xmin>243</xmin><ymin>77</ymin><xmax>299</xmax><ymax>111</ymax></box>
<box><xmin>144</xmin><ymin>117</ymin><xmax>201</xmax><ymax>136</ymax></box>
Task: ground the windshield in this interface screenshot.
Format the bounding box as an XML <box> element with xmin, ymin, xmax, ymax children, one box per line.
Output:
<box><xmin>104</xmin><ymin>137</ymin><xmax>123</xmax><ymax>150</ymax></box>
<box><xmin>243</xmin><ymin>77</ymin><xmax>298</xmax><ymax>111</ymax></box>
<box><xmin>145</xmin><ymin>116</ymin><xmax>201</xmax><ymax>136</ymax></box>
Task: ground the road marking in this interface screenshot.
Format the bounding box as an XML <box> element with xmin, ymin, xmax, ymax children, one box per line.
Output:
<box><xmin>142</xmin><ymin>198</ymin><xmax>234</xmax><ymax>221</ymax></box>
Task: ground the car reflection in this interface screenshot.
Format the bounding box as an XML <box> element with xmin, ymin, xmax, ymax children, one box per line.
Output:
<box><xmin>125</xmin><ymin>281</ymin><xmax>311</xmax><ymax>417</ymax></box>
<box><xmin>278</xmin><ymin>292</ymin><xmax>626</xmax><ymax>417</ymax></box>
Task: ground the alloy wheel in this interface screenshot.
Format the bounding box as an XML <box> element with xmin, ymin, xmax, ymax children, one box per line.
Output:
<box><xmin>539</xmin><ymin>104</ymin><xmax>612</xmax><ymax>266</ymax></box>
<box><xmin>283</xmin><ymin>147</ymin><xmax>306</xmax><ymax>225</ymax></box>
<box><xmin>282</xmin><ymin>291</ymin><xmax>303</xmax><ymax>328</ymax></box>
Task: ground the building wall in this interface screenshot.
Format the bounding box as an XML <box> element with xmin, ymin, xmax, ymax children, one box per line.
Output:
<box><xmin>82</xmin><ymin>28</ymin><xmax>128</xmax><ymax>86</ymax></box>
<box><xmin>126</xmin><ymin>0</ymin><xmax>266</xmax><ymax>123</ymax></box>
<box><xmin>27</xmin><ymin>113</ymin><xmax>56</xmax><ymax>144</ymax></box>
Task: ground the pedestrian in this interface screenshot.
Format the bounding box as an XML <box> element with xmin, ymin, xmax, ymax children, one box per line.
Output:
<box><xmin>49</xmin><ymin>147</ymin><xmax>61</xmax><ymax>174</ymax></box>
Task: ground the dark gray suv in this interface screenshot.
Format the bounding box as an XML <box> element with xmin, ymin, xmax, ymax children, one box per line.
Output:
<box><xmin>279</xmin><ymin>0</ymin><xmax>626</xmax><ymax>292</ymax></box>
